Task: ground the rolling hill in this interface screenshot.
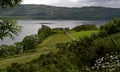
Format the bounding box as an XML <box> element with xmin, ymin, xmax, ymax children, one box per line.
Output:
<box><xmin>0</xmin><ymin>4</ymin><xmax>120</xmax><ymax>20</ymax></box>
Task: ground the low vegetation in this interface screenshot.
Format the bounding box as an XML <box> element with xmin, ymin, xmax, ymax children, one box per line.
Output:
<box><xmin>100</xmin><ymin>18</ymin><xmax>120</xmax><ymax>34</ymax></box>
<box><xmin>0</xmin><ymin>18</ymin><xmax>22</xmax><ymax>40</ymax></box>
<box><xmin>70</xmin><ymin>30</ymin><xmax>98</xmax><ymax>39</ymax></box>
<box><xmin>0</xmin><ymin>25</ymin><xmax>52</xmax><ymax>58</ymax></box>
<box><xmin>72</xmin><ymin>24</ymin><xmax>98</xmax><ymax>32</ymax></box>
<box><xmin>1</xmin><ymin>18</ymin><xmax>120</xmax><ymax>72</ymax></box>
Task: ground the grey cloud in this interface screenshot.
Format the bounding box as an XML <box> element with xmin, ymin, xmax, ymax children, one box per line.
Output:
<box><xmin>77</xmin><ymin>0</ymin><xmax>118</xmax><ymax>4</ymax></box>
<box><xmin>51</xmin><ymin>0</ymin><xmax>94</xmax><ymax>7</ymax></box>
<box><xmin>86</xmin><ymin>0</ymin><xmax>120</xmax><ymax>7</ymax></box>
<box><xmin>50</xmin><ymin>0</ymin><xmax>120</xmax><ymax>8</ymax></box>
<box><xmin>87</xmin><ymin>0</ymin><xmax>116</xmax><ymax>2</ymax></box>
<box><xmin>52</xmin><ymin>0</ymin><xmax>79</xmax><ymax>7</ymax></box>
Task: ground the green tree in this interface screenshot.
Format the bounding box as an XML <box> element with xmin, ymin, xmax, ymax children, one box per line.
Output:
<box><xmin>0</xmin><ymin>18</ymin><xmax>22</xmax><ymax>40</ymax></box>
<box><xmin>14</xmin><ymin>42</ymin><xmax>23</xmax><ymax>54</ymax></box>
<box><xmin>100</xmin><ymin>18</ymin><xmax>120</xmax><ymax>34</ymax></box>
<box><xmin>38</xmin><ymin>25</ymin><xmax>52</xmax><ymax>41</ymax></box>
<box><xmin>0</xmin><ymin>0</ymin><xmax>22</xmax><ymax>8</ymax></box>
<box><xmin>0</xmin><ymin>45</ymin><xmax>8</xmax><ymax>57</ymax></box>
<box><xmin>22</xmin><ymin>34</ymin><xmax>39</xmax><ymax>51</ymax></box>
<box><xmin>0</xmin><ymin>0</ymin><xmax>22</xmax><ymax>40</ymax></box>
<box><xmin>38</xmin><ymin>25</ymin><xmax>52</xmax><ymax>36</ymax></box>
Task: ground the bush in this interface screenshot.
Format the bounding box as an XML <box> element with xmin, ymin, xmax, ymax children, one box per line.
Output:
<box><xmin>55</xmin><ymin>43</ymin><xmax>69</xmax><ymax>49</ymax></box>
<box><xmin>72</xmin><ymin>24</ymin><xmax>98</xmax><ymax>32</ymax></box>
<box><xmin>22</xmin><ymin>34</ymin><xmax>39</xmax><ymax>51</ymax></box>
<box><xmin>98</xmin><ymin>30</ymin><xmax>108</xmax><ymax>37</ymax></box>
<box><xmin>22</xmin><ymin>25</ymin><xmax>52</xmax><ymax>51</ymax></box>
<box><xmin>0</xmin><ymin>25</ymin><xmax>53</xmax><ymax>57</ymax></box>
<box><xmin>0</xmin><ymin>44</ymin><xmax>22</xmax><ymax>57</ymax></box>
<box><xmin>100</xmin><ymin>18</ymin><xmax>120</xmax><ymax>34</ymax></box>
<box><xmin>38</xmin><ymin>25</ymin><xmax>52</xmax><ymax>37</ymax></box>
<box><xmin>7</xmin><ymin>19</ymin><xmax>120</xmax><ymax>72</ymax></box>
<box><xmin>7</xmin><ymin>33</ymin><xmax>120</xmax><ymax>72</ymax></box>
<box><xmin>7</xmin><ymin>63</ymin><xmax>22</xmax><ymax>72</ymax></box>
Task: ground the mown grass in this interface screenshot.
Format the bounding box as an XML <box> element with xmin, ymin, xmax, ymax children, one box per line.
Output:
<box><xmin>70</xmin><ymin>30</ymin><xmax>98</xmax><ymax>39</ymax></box>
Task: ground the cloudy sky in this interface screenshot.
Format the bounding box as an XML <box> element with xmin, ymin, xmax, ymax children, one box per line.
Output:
<box><xmin>22</xmin><ymin>0</ymin><xmax>120</xmax><ymax>8</ymax></box>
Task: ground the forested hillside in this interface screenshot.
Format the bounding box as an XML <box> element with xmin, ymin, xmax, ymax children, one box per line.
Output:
<box><xmin>0</xmin><ymin>4</ymin><xmax>120</xmax><ymax>20</ymax></box>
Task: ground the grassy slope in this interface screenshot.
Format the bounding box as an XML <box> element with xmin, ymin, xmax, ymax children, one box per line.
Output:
<box><xmin>0</xmin><ymin>34</ymin><xmax>72</xmax><ymax>69</ymax></box>
<box><xmin>38</xmin><ymin>34</ymin><xmax>73</xmax><ymax>48</ymax></box>
<box><xmin>70</xmin><ymin>30</ymin><xmax>98</xmax><ymax>39</ymax></box>
<box><xmin>0</xmin><ymin>30</ymin><xmax>97</xmax><ymax>69</ymax></box>
<box><xmin>0</xmin><ymin>51</ymin><xmax>49</xmax><ymax>69</ymax></box>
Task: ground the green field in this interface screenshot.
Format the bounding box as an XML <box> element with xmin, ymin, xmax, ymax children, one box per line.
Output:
<box><xmin>0</xmin><ymin>30</ymin><xmax>97</xmax><ymax>69</ymax></box>
<box><xmin>0</xmin><ymin>34</ymin><xmax>72</xmax><ymax>69</ymax></box>
<box><xmin>70</xmin><ymin>30</ymin><xmax>98</xmax><ymax>39</ymax></box>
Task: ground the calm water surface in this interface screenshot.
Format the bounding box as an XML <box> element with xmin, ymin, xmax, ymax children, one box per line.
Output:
<box><xmin>0</xmin><ymin>20</ymin><xmax>107</xmax><ymax>45</ymax></box>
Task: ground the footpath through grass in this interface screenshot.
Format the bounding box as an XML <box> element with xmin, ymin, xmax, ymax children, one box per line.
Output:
<box><xmin>0</xmin><ymin>34</ymin><xmax>72</xmax><ymax>69</ymax></box>
<box><xmin>0</xmin><ymin>30</ymin><xmax>98</xmax><ymax>70</ymax></box>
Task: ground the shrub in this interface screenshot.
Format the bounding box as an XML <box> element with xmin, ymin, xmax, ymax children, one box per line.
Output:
<box><xmin>100</xmin><ymin>18</ymin><xmax>120</xmax><ymax>34</ymax></box>
<box><xmin>38</xmin><ymin>25</ymin><xmax>52</xmax><ymax>37</ymax></box>
<box><xmin>55</xmin><ymin>43</ymin><xmax>69</xmax><ymax>49</ymax></box>
<box><xmin>98</xmin><ymin>30</ymin><xmax>108</xmax><ymax>37</ymax></box>
<box><xmin>22</xmin><ymin>34</ymin><xmax>39</xmax><ymax>51</ymax></box>
<box><xmin>22</xmin><ymin>25</ymin><xmax>52</xmax><ymax>51</ymax></box>
<box><xmin>72</xmin><ymin>24</ymin><xmax>98</xmax><ymax>32</ymax></box>
<box><xmin>7</xmin><ymin>19</ymin><xmax>120</xmax><ymax>72</ymax></box>
<box><xmin>0</xmin><ymin>44</ymin><xmax>22</xmax><ymax>57</ymax></box>
<box><xmin>7</xmin><ymin>63</ymin><xmax>22</xmax><ymax>72</ymax></box>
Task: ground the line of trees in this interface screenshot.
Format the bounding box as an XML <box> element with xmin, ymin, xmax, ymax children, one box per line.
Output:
<box><xmin>22</xmin><ymin>25</ymin><xmax>52</xmax><ymax>51</ymax></box>
<box><xmin>0</xmin><ymin>0</ymin><xmax>23</xmax><ymax>57</ymax></box>
<box><xmin>0</xmin><ymin>25</ymin><xmax>52</xmax><ymax>57</ymax></box>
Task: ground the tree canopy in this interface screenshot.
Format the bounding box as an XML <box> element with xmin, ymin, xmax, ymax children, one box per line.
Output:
<box><xmin>0</xmin><ymin>18</ymin><xmax>22</xmax><ymax>40</ymax></box>
<box><xmin>0</xmin><ymin>0</ymin><xmax>22</xmax><ymax>8</ymax></box>
<box><xmin>0</xmin><ymin>0</ymin><xmax>22</xmax><ymax>40</ymax></box>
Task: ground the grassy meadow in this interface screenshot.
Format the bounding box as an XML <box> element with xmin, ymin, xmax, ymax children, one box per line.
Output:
<box><xmin>70</xmin><ymin>30</ymin><xmax>98</xmax><ymax>39</ymax></box>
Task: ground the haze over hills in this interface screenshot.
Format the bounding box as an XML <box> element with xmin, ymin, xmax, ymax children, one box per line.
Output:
<box><xmin>0</xmin><ymin>4</ymin><xmax>120</xmax><ymax>20</ymax></box>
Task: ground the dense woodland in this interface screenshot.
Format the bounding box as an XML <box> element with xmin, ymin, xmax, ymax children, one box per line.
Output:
<box><xmin>0</xmin><ymin>5</ymin><xmax>120</xmax><ymax>20</ymax></box>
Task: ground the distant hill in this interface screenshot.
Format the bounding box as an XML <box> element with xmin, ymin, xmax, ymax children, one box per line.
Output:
<box><xmin>0</xmin><ymin>4</ymin><xmax>120</xmax><ymax>20</ymax></box>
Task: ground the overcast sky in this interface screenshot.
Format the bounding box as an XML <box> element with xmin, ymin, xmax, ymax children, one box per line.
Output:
<box><xmin>22</xmin><ymin>0</ymin><xmax>120</xmax><ymax>8</ymax></box>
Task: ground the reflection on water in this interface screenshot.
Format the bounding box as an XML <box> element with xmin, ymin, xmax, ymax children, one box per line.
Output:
<box><xmin>0</xmin><ymin>20</ymin><xmax>107</xmax><ymax>45</ymax></box>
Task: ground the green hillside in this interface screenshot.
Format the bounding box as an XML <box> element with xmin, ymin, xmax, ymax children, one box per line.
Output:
<box><xmin>3</xmin><ymin>18</ymin><xmax>120</xmax><ymax>72</ymax></box>
<box><xmin>0</xmin><ymin>34</ymin><xmax>71</xmax><ymax>69</ymax></box>
<box><xmin>0</xmin><ymin>5</ymin><xmax>120</xmax><ymax>20</ymax></box>
<box><xmin>0</xmin><ymin>30</ymin><xmax>97</xmax><ymax>71</ymax></box>
<box><xmin>1</xmin><ymin>19</ymin><xmax>120</xmax><ymax>72</ymax></box>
